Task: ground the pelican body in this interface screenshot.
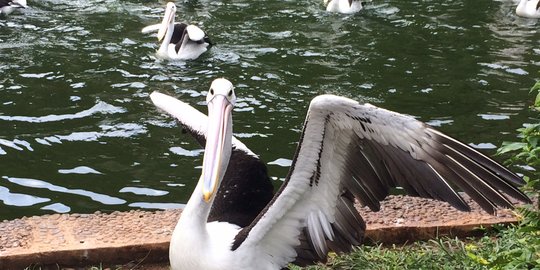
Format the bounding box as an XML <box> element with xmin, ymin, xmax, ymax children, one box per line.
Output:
<box><xmin>0</xmin><ymin>0</ymin><xmax>27</xmax><ymax>15</ymax></box>
<box><xmin>151</xmin><ymin>79</ymin><xmax>531</xmax><ymax>270</ymax></box>
<box><xmin>516</xmin><ymin>0</ymin><xmax>540</xmax><ymax>18</ymax></box>
<box><xmin>143</xmin><ymin>2</ymin><xmax>212</xmax><ymax>60</ymax></box>
<box><xmin>324</xmin><ymin>0</ymin><xmax>364</xmax><ymax>14</ymax></box>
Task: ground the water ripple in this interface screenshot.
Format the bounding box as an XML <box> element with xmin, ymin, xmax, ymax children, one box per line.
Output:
<box><xmin>0</xmin><ymin>101</ymin><xmax>126</xmax><ymax>123</ymax></box>
<box><xmin>119</xmin><ymin>187</ymin><xmax>169</xmax><ymax>197</ymax></box>
<box><xmin>3</xmin><ymin>176</ymin><xmax>126</xmax><ymax>205</ymax></box>
<box><xmin>169</xmin><ymin>146</ymin><xmax>203</xmax><ymax>157</ymax></box>
<box><xmin>268</xmin><ymin>158</ymin><xmax>293</xmax><ymax>167</ymax></box>
<box><xmin>41</xmin><ymin>202</ymin><xmax>71</xmax><ymax>213</ymax></box>
<box><xmin>128</xmin><ymin>202</ymin><xmax>183</xmax><ymax>210</ymax></box>
<box><xmin>58</xmin><ymin>166</ymin><xmax>103</xmax><ymax>175</ymax></box>
<box><xmin>0</xmin><ymin>186</ymin><xmax>50</xmax><ymax>207</ymax></box>
<box><xmin>33</xmin><ymin>122</ymin><xmax>147</xmax><ymax>144</ymax></box>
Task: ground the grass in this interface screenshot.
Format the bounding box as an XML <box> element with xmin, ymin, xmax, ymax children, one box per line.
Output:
<box><xmin>289</xmin><ymin>218</ymin><xmax>539</xmax><ymax>270</ymax></box>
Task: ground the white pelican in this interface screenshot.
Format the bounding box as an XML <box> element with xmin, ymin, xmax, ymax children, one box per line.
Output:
<box><xmin>324</xmin><ymin>0</ymin><xmax>364</xmax><ymax>14</ymax></box>
<box><xmin>142</xmin><ymin>2</ymin><xmax>212</xmax><ymax>61</ymax></box>
<box><xmin>516</xmin><ymin>0</ymin><xmax>540</xmax><ymax>18</ymax></box>
<box><xmin>0</xmin><ymin>0</ymin><xmax>27</xmax><ymax>15</ymax></box>
<box><xmin>150</xmin><ymin>78</ymin><xmax>531</xmax><ymax>270</ymax></box>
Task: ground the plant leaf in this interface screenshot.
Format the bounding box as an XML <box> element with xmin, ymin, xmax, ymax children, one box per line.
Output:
<box><xmin>497</xmin><ymin>142</ymin><xmax>527</xmax><ymax>154</ymax></box>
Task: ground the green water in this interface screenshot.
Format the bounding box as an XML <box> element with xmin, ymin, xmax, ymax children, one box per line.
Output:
<box><xmin>0</xmin><ymin>0</ymin><xmax>538</xmax><ymax>220</ymax></box>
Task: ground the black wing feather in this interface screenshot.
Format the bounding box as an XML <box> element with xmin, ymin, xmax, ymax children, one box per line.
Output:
<box><xmin>175</xmin><ymin>120</ymin><xmax>274</xmax><ymax>228</ymax></box>
<box><xmin>0</xmin><ymin>0</ymin><xmax>11</xmax><ymax>8</ymax></box>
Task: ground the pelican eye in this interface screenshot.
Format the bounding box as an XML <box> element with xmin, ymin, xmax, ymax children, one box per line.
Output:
<box><xmin>227</xmin><ymin>90</ymin><xmax>233</xmax><ymax>97</ymax></box>
<box><xmin>210</xmin><ymin>89</ymin><xmax>214</xmax><ymax>95</ymax></box>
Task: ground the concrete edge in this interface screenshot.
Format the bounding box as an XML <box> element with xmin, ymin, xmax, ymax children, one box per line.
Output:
<box><xmin>1</xmin><ymin>220</ymin><xmax>518</xmax><ymax>269</ymax></box>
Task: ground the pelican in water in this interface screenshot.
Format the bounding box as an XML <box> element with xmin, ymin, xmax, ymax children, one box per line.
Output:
<box><xmin>142</xmin><ymin>2</ymin><xmax>212</xmax><ymax>60</ymax></box>
<box><xmin>150</xmin><ymin>78</ymin><xmax>531</xmax><ymax>270</ymax></box>
<box><xmin>324</xmin><ymin>0</ymin><xmax>364</xmax><ymax>14</ymax></box>
<box><xmin>516</xmin><ymin>0</ymin><xmax>540</xmax><ymax>18</ymax></box>
<box><xmin>0</xmin><ymin>0</ymin><xmax>27</xmax><ymax>15</ymax></box>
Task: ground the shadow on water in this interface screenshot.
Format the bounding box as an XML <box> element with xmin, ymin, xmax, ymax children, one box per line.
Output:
<box><xmin>0</xmin><ymin>0</ymin><xmax>538</xmax><ymax>220</ymax></box>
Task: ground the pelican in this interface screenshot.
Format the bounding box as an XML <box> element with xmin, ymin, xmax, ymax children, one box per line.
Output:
<box><xmin>0</xmin><ymin>0</ymin><xmax>27</xmax><ymax>15</ymax></box>
<box><xmin>142</xmin><ymin>2</ymin><xmax>212</xmax><ymax>61</ymax></box>
<box><xmin>516</xmin><ymin>0</ymin><xmax>540</xmax><ymax>18</ymax></box>
<box><xmin>150</xmin><ymin>78</ymin><xmax>531</xmax><ymax>270</ymax></box>
<box><xmin>324</xmin><ymin>0</ymin><xmax>364</xmax><ymax>14</ymax></box>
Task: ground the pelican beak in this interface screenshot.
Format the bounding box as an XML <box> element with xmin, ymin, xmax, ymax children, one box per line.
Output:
<box><xmin>201</xmin><ymin>95</ymin><xmax>233</xmax><ymax>202</ymax></box>
<box><xmin>157</xmin><ymin>4</ymin><xmax>175</xmax><ymax>42</ymax></box>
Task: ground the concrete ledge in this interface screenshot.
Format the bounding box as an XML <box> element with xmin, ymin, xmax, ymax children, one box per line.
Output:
<box><xmin>0</xmin><ymin>195</ymin><xmax>523</xmax><ymax>269</ymax></box>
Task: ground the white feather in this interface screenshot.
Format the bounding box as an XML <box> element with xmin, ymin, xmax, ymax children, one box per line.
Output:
<box><xmin>325</xmin><ymin>0</ymin><xmax>363</xmax><ymax>14</ymax></box>
<box><xmin>141</xmin><ymin>23</ymin><xmax>161</xmax><ymax>34</ymax></box>
<box><xmin>186</xmin><ymin>24</ymin><xmax>205</xmax><ymax>41</ymax></box>
<box><xmin>150</xmin><ymin>92</ymin><xmax>256</xmax><ymax>157</ymax></box>
<box><xmin>516</xmin><ymin>0</ymin><xmax>540</xmax><ymax>18</ymax></box>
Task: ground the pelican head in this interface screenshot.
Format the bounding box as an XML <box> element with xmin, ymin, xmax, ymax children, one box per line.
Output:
<box><xmin>157</xmin><ymin>2</ymin><xmax>176</xmax><ymax>42</ymax></box>
<box><xmin>201</xmin><ymin>78</ymin><xmax>236</xmax><ymax>202</ymax></box>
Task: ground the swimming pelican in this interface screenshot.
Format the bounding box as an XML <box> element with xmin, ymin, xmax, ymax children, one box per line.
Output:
<box><xmin>150</xmin><ymin>78</ymin><xmax>531</xmax><ymax>270</ymax></box>
<box><xmin>516</xmin><ymin>0</ymin><xmax>540</xmax><ymax>18</ymax></box>
<box><xmin>0</xmin><ymin>0</ymin><xmax>27</xmax><ymax>15</ymax></box>
<box><xmin>324</xmin><ymin>0</ymin><xmax>364</xmax><ymax>14</ymax></box>
<box><xmin>142</xmin><ymin>2</ymin><xmax>212</xmax><ymax>60</ymax></box>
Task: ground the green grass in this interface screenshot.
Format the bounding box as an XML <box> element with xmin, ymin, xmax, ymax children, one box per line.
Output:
<box><xmin>290</xmin><ymin>220</ymin><xmax>539</xmax><ymax>270</ymax></box>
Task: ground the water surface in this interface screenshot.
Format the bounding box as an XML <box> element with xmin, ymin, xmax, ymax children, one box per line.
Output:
<box><xmin>0</xmin><ymin>0</ymin><xmax>538</xmax><ymax>220</ymax></box>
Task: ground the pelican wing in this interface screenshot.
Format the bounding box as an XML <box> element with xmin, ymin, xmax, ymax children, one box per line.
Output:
<box><xmin>186</xmin><ymin>25</ymin><xmax>205</xmax><ymax>42</ymax></box>
<box><xmin>142</xmin><ymin>22</ymin><xmax>188</xmax><ymax>45</ymax></box>
<box><xmin>171</xmin><ymin>23</ymin><xmax>188</xmax><ymax>45</ymax></box>
<box><xmin>141</xmin><ymin>23</ymin><xmax>161</xmax><ymax>34</ymax></box>
<box><xmin>150</xmin><ymin>92</ymin><xmax>255</xmax><ymax>155</ymax></box>
<box><xmin>150</xmin><ymin>92</ymin><xmax>274</xmax><ymax>227</ymax></box>
<box><xmin>232</xmin><ymin>94</ymin><xmax>530</xmax><ymax>267</ymax></box>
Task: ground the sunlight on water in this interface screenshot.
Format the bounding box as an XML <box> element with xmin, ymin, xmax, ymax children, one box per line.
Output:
<box><xmin>0</xmin><ymin>101</ymin><xmax>125</xmax><ymax>123</ymax></box>
<box><xmin>0</xmin><ymin>186</ymin><xmax>50</xmax><ymax>206</ymax></box>
<box><xmin>3</xmin><ymin>176</ymin><xmax>126</xmax><ymax>205</ymax></box>
<box><xmin>120</xmin><ymin>186</ymin><xmax>169</xmax><ymax>196</ymax></box>
<box><xmin>58</xmin><ymin>166</ymin><xmax>103</xmax><ymax>175</ymax></box>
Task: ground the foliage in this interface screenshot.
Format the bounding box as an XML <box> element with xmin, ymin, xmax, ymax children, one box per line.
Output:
<box><xmin>497</xmin><ymin>122</ymin><xmax>540</xmax><ymax>198</ymax></box>
<box><xmin>533</xmin><ymin>80</ymin><xmax>540</xmax><ymax>111</ymax></box>
<box><xmin>497</xmin><ymin>80</ymin><xmax>540</xmax><ymax>204</ymax></box>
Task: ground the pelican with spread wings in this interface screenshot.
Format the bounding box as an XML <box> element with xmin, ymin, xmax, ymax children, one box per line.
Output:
<box><xmin>151</xmin><ymin>78</ymin><xmax>530</xmax><ymax>270</ymax></box>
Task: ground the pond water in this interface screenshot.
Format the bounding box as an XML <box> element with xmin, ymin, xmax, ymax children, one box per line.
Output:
<box><xmin>0</xmin><ymin>0</ymin><xmax>538</xmax><ymax>220</ymax></box>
